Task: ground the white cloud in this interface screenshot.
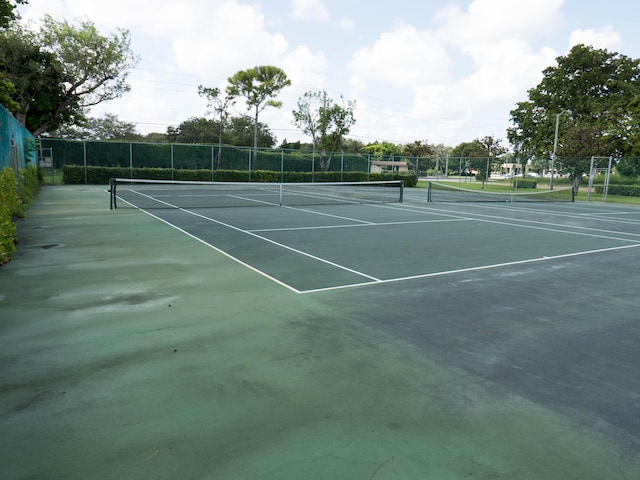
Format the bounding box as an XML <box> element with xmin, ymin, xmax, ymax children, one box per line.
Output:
<box><xmin>434</xmin><ymin>0</ymin><xmax>565</xmax><ymax>46</ymax></box>
<box><xmin>349</xmin><ymin>22</ymin><xmax>452</xmax><ymax>93</ymax></box>
<box><xmin>337</xmin><ymin>17</ymin><xmax>354</xmax><ymax>30</ymax></box>
<box><xmin>568</xmin><ymin>26</ymin><xmax>622</xmax><ymax>52</ymax></box>
<box><xmin>16</xmin><ymin>0</ymin><xmax>636</xmax><ymax>145</ymax></box>
<box><xmin>290</xmin><ymin>0</ymin><xmax>329</xmax><ymax>22</ymax></box>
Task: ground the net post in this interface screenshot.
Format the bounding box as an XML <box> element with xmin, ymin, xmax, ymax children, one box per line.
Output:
<box><xmin>279</xmin><ymin>182</ymin><xmax>283</xmax><ymax>206</ymax></box>
<box><xmin>427</xmin><ymin>181</ymin><xmax>432</xmax><ymax>202</ymax></box>
<box><xmin>399</xmin><ymin>180</ymin><xmax>404</xmax><ymax>203</ymax></box>
<box><xmin>109</xmin><ymin>178</ymin><xmax>116</xmax><ymax>209</ymax></box>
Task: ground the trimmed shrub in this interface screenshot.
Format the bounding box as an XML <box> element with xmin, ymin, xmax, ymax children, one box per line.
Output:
<box><xmin>512</xmin><ymin>178</ymin><xmax>537</xmax><ymax>189</ymax></box>
<box><xmin>596</xmin><ymin>184</ymin><xmax>640</xmax><ymax>197</ymax></box>
<box><xmin>62</xmin><ymin>165</ymin><xmax>418</xmax><ymax>187</ymax></box>
<box><xmin>0</xmin><ymin>168</ymin><xmax>21</xmax><ymax>265</ymax></box>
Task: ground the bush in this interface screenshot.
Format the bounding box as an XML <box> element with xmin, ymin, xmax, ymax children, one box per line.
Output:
<box><xmin>0</xmin><ymin>168</ymin><xmax>22</xmax><ymax>265</ymax></box>
<box><xmin>62</xmin><ymin>165</ymin><xmax>418</xmax><ymax>187</ymax></box>
<box><xmin>0</xmin><ymin>166</ymin><xmax>43</xmax><ymax>265</ymax></box>
<box><xmin>596</xmin><ymin>184</ymin><xmax>640</xmax><ymax>197</ymax></box>
<box><xmin>512</xmin><ymin>178</ymin><xmax>537</xmax><ymax>189</ymax></box>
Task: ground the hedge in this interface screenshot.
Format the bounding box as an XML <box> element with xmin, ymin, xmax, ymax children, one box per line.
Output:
<box><xmin>511</xmin><ymin>178</ymin><xmax>537</xmax><ymax>189</ymax></box>
<box><xmin>62</xmin><ymin>165</ymin><xmax>418</xmax><ymax>187</ymax></box>
<box><xmin>0</xmin><ymin>166</ymin><xmax>42</xmax><ymax>265</ymax></box>
<box><xmin>595</xmin><ymin>184</ymin><xmax>640</xmax><ymax>197</ymax></box>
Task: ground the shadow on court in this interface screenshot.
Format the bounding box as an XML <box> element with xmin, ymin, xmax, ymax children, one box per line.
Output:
<box><xmin>1</xmin><ymin>185</ymin><xmax>639</xmax><ymax>479</ymax></box>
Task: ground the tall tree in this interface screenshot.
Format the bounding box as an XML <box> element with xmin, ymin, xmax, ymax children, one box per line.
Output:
<box><xmin>473</xmin><ymin>136</ymin><xmax>507</xmax><ymax>187</ymax></box>
<box><xmin>1</xmin><ymin>15</ymin><xmax>139</xmax><ymax>135</ymax></box>
<box><xmin>292</xmin><ymin>90</ymin><xmax>356</xmax><ymax>171</ymax></box>
<box><xmin>0</xmin><ymin>24</ymin><xmax>71</xmax><ymax>130</ymax></box>
<box><xmin>226</xmin><ymin>65</ymin><xmax>290</xmax><ymax>169</ymax></box>
<box><xmin>198</xmin><ymin>84</ymin><xmax>235</xmax><ymax>166</ymax></box>
<box><xmin>508</xmin><ymin>44</ymin><xmax>640</xmax><ymax>188</ymax></box>
<box><xmin>0</xmin><ymin>0</ymin><xmax>26</xmax><ymax>109</ymax></box>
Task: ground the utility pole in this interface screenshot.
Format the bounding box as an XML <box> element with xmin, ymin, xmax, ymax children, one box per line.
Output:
<box><xmin>551</xmin><ymin>110</ymin><xmax>570</xmax><ymax>190</ymax></box>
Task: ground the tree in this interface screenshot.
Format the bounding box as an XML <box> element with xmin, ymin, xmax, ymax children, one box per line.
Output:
<box><xmin>0</xmin><ymin>0</ymin><xmax>26</xmax><ymax>110</ymax></box>
<box><xmin>292</xmin><ymin>90</ymin><xmax>356</xmax><ymax>171</ymax></box>
<box><xmin>226</xmin><ymin>66</ymin><xmax>290</xmax><ymax>169</ymax></box>
<box><xmin>49</xmin><ymin>113</ymin><xmax>139</xmax><ymax>140</ymax></box>
<box><xmin>402</xmin><ymin>140</ymin><xmax>434</xmax><ymax>158</ymax></box>
<box><xmin>198</xmin><ymin>84</ymin><xmax>235</xmax><ymax>164</ymax></box>
<box><xmin>508</xmin><ymin>44</ymin><xmax>640</xmax><ymax>188</ymax></box>
<box><xmin>170</xmin><ymin>117</ymin><xmax>216</xmax><ymax>144</ymax></box>
<box><xmin>1</xmin><ymin>15</ymin><xmax>139</xmax><ymax>135</ymax></box>
<box><xmin>362</xmin><ymin>141</ymin><xmax>401</xmax><ymax>157</ymax></box>
<box><xmin>0</xmin><ymin>23</ymin><xmax>70</xmax><ymax>128</ymax></box>
<box><xmin>166</xmin><ymin>115</ymin><xmax>275</xmax><ymax>149</ymax></box>
<box><xmin>449</xmin><ymin>137</ymin><xmax>506</xmax><ymax>184</ymax></box>
<box><xmin>225</xmin><ymin>115</ymin><xmax>275</xmax><ymax>148</ymax></box>
<box><xmin>0</xmin><ymin>0</ymin><xmax>26</xmax><ymax>28</ymax></box>
<box><xmin>473</xmin><ymin>136</ymin><xmax>507</xmax><ymax>187</ymax></box>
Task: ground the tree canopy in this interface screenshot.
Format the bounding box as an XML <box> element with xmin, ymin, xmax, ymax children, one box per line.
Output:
<box><xmin>48</xmin><ymin>113</ymin><xmax>140</xmax><ymax>140</ymax></box>
<box><xmin>508</xmin><ymin>44</ymin><xmax>640</xmax><ymax>183</ymax></box>
<box><xmin>166</xmin><ymin>115</ymin><xmax>275</xmax><ymax>148</ymax></box>
<box><xmin>0</xmin><ymin>0</ymin><xmax>26</xmax><ymax>28</ymax></box>
<box><xmin>226</xmin><ymin>65</ymin><xmax>290</xmax><ymax>164</ymax></box>
<box><xmin>0</xmin><ymin>14</ymin><xmax>139</xmax><ymax>135</ymax></box>
<box><xmin>292</xmin><ymin>90</ymin><xmax>356</xmax><ymax>170</ymax></box>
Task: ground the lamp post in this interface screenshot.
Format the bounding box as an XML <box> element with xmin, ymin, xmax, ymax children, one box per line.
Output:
<box><xmin>551</xmin><ymin>110</ymin><xmax>570</xmax><ymax>190</ymax></box>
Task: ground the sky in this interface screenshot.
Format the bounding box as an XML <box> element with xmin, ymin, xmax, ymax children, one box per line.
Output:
<box><xmin>15</xmin><ymin>0</ymin><xmax>640</xmax><ymax>148</ymax></box>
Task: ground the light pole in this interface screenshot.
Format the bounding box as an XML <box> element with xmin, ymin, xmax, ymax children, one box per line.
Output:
<box><xmin>551</xmin><ymin>110</ymin><xmax>570</xmax><ymax>190</ymax></box>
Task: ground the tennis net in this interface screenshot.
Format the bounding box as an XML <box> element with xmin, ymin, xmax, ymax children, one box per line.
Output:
<box><xmin>109</xmin><ymin>178</ymin><xmax>404</xmax><ymax>209</ymax></box>
<box><xmin>427</xmin><ymin>181</ymin><xmax>574</xmax><ymax>203</ymax></box>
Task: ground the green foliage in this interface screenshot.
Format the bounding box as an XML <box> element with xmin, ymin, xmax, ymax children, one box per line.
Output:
<box><xmin>362</xmin><ymin>141</ymin><xmax>402</xmax><ymax>157</ymax></box>
<box><xmin>616</xmin><ymin>157</ymin><xmax>640</xmax><ymax>177</ymax></box>
<box><xmin>62</xmin><ymin>164</ymin><xmax>417</xmax><ymax>188</ymax></box>
<box><xmin>511</xmin><ymin>178</ymin><xmax>537</xmax><ymax>189</ymax></box>
<box><xmin>20</xmin><ymin>165</ymin><xmax>40</xmax><ymax>205</ymax></box>
<box><xmin>0</xmin><ymin>72</ymin><xmax>20</xmax><ymax>111</ymax></box>
<box><xmin>402</xmin><ymin>140</ymin><xmax>434</xmax><ymax>157</ymax></box>
<box><xmin>227</xmin><ymin>66</ymin><xmax>291</xmax><ymax>113</ymax></box>
<box><xmin>167</xmin><ymin>116</ymin><xmax>276</xmax><ymax>147</ymax></box>
<box><xmin>508</xmin><ymin>44</ymin><xmax>640</xmax><ymax>165</ymax></box>
<box><xmin>0</xmin><ymin>166</ymin><xmax>20</xmax><ymax>264</ymax></box>
<box><xmin>1</xmin><ymin>15</ymin><xmax>139</xmax><ymax>135</ymax></box>
<box><xmin>0</xmin><ymin>0</ymin><xmax>26</xmax><ymax>28</ymax></box>
<box><xmin>226</xmin><ymin>65</ymin><xmax>291</xmax><ymax>158</ymax></box>
<box><xmin>0</xmin><ymin>23</ymin><xmax>71</xmax><ymax>130</ymax></box>
<box><xmin>595</xmin><ymin>184</ymin><xmax>640</xmax><ymax>197</ymax></box>
<box><xmin>50</xmin><ymin>113</ymin><xmax>141</xmax><ymax>140</ymax></box>
<box><xmin>292</xmin><ymin>90</ymin><xmax>357</xmax><ymax>171</ymax></box>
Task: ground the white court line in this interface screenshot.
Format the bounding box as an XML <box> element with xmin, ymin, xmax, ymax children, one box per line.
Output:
<box><xmin>116</xmin><ymin>191</ymin><xmax>640</xmax><ymax>294</ymax></box>
<box><xmin>282</xmin><ymin>205</ymin><xmax>375</xmax><ymax>225</ymax></box>
<box><xmin>178</xmin><ymin>209</ymin><xmax>382</xmax><ymax>283</ymax></box>
<box><xmin>250</xmin><ymin>218</ymin><xmax>469</xmax><ymax>233</ymax></box>
<box><xmin>395</xmin><ymin>203</ymin><xmax>640</xmax><ymax>243</ymax></box>
<box><xmin>300</xmin><ymin>243</ymin><xmax>640</xmax><ymax>294</ymax></box>
<box><xmin>113</xmin><ymin>196</ymin><xmax>303</xmax><ymax>293</ymax></box>
<box><xmin>442</xmin><ymin>199</ymin><xmax>640</xmax><ymax>226</ymax></box>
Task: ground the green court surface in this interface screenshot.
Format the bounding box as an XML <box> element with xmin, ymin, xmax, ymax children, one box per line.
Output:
<box><xmin>2</xmin><ymin>184</ymin><xmax>640</xmax><ymax>479</ymax></box>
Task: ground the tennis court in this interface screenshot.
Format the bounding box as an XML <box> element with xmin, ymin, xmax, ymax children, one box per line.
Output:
<box><xmin>2</xmin><ymin>182</ymin><xmax>640</xmax><ymax>479</ymax></box>
<box><xmin>111</xmin><ymin>179</ymin><xmax>640</xmax><ymax>294</ymax></box>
